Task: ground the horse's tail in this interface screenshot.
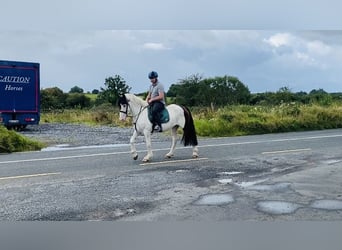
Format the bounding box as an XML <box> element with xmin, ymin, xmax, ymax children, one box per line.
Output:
<box><xmin>181</xmin><ymin>106</ymin><xmax>198</xmax><ymax>147</ymax></box>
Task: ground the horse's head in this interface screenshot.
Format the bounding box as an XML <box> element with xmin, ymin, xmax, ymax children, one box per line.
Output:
<box><xmin>118</xmin><ymin>94</ymin><xmax>129</xmax><ymax>121</ymax></box>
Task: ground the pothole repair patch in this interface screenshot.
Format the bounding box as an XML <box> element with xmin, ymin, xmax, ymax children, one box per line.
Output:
<box><xmin>194</xmin><ymin>193</ymin><xmax>234</xmax><ymax>206</ymax></box>
<box><xmin>310</xmin><ymin>199</ymin><xmax>342</xmax><ymax>210</ymax></box>
<box><xmin>257</xmin><ymin>201</ymin><xmax>302</xmax><ymax>215</ymax></box>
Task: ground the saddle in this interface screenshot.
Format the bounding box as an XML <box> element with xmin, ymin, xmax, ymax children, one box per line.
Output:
<box><xmin>147</xmin><ymin>106</ymin><xmax>170</xmax><ymax>124</ymax></box>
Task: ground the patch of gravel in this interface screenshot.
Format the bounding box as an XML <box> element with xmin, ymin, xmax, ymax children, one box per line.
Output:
<box><xmin>20</xmin><ymin>123</ymin><xmax>169</xmax><ymax>147</ymax></box>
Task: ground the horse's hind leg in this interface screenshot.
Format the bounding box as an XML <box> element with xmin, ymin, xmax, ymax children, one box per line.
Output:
<box><xmin>165</xmin><ymin>126</ymin><xmax>178</xmax><ymax>159</ymax></box>
<box><xmin>130</xmin><ymin>130</ymin><xmax>138</xmax><ymax>160</ymax></box>
<box><xmin>192</xmin><ymin>145</ymin><xmax>199</xmax><ymax>158</ymax></box>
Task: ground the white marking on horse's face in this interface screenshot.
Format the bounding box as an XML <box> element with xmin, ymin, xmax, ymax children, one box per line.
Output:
<box><xmin>119</xmin><ymin>104</ymin><xmax>127</xmax><ymax>121</ymax></box>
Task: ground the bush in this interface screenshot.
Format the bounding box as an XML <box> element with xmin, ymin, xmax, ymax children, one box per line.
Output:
<box><xmin>41</xmin><ymin>103</ymin><xmax>131</xmax><ymax>127</ymax></box>
<box><xmin>40</xmin><ymin>102</ymin><xmax>342</xmax><ymax>139</ymax></box>
<box><xmin>0</xmin><ymin>126</ymin><xmax>44</xmax><ymax>153</ymax></box>
<box><xmin>195</xmin><ymin>118</ymin><xmax>236</xmax><ymax>137</ymax></box>
<box><xmin>192</xmin><ymin>103</ymin><xmax>342</xmax><ymax>137</ymax></box>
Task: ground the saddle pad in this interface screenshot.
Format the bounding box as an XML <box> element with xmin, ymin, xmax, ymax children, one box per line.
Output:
<box><xmin>148</xmin><ymin>106</ymin><xmax>170</xmax><ymax>124</ymax></box>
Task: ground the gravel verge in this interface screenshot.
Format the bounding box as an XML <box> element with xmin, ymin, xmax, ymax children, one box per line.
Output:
<box><xmin>20</xmin><ymin>123</ymin><xmax>169</xmax><ymax>148</ymax></box>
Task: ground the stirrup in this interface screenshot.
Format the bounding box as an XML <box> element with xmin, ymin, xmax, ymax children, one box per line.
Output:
<box><xmin>154</xmin><ymin>125</ymin><xmax>162</xmax><ymax>132</ymax></box>
<box><xmin>151</xmin><ymin>124</ymin><xmax>162</xmax><ymax>133</ymax></box>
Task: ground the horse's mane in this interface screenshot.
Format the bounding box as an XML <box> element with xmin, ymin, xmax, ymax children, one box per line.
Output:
<box><xmin>125</xmin><ymin>93</ymin><xmax>148</xmax><ymax>107</ymax></box>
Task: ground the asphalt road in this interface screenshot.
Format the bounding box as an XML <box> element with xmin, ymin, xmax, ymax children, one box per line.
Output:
<box><xmin>1</xmin><ymin>129</ymin><xmax>342</xmax><ymax>221</ymax></box>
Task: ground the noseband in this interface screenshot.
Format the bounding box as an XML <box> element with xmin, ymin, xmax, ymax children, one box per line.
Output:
<box><xmin>118</xmin><ymin>96</ymin><xmax>129</xmax><ymax>115</ymax></box>
<box><xmin>120</xmin><ymin>104</ymin><xmax>129</xmax><ymax>115</ymax></box>
<box><xmin>118</xmin><ymin>95</ymin><xmax>146</xmax><ymax>132</ymax></box>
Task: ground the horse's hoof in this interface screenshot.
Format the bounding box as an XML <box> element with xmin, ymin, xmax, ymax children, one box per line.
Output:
<box><xmin>192</xmin><ymin>154</ymin><xmax>199</xmax><ymax>158</ymax></box>
<box><xmin>142</xmin><ymin>159</ymin><xmax>150</xmax><ymax>163</ymax></box>
<box><xmin>165</xmin><ymin>154</ymin><xmax>173</xmax><ymax>159</ymax></box>
<box><xmin>133</xmin><ymin>155</ymin><xmax>138</xmax><ymax>160</ymax></box>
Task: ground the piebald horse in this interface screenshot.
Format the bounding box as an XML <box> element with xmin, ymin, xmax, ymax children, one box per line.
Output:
<box><xmin>118</xmin><ymin>93</ymin><xmax>199</xmax><ymax>162</ymax></box>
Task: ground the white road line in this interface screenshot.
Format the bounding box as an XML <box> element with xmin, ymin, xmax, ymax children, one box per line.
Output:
<box><xmin>1</xmin><ymin>132</ymin><xmax>341</xmax><ymax>165</ymax></box>
<box><xmin>0</xmin><ymin>151</ymin><xmax>128</xmax><ymax>164</ymax></box>
<box><xmin>197</xmin><ymin>134</ymin><xmax>342</xmax><ymax>148</ymax></box>
<box><xmin>139</xmin><ymin>157</ymin><xmax>208</xmax><ymax>166</ymax></box>
<box><xmin>0</xmin><ymin>172</ymin><xmax>61</xmax><ymax>181</ymax></box>
<box><xmin>262</xmin><ymin>148</ymin><xmax>311</xmax><ymax>155</ymax></box>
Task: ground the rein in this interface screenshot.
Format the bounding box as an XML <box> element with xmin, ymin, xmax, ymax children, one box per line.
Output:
<box><xmin>133</xmin><ymin>105</ymin><xmax>148</xmax><ymax>131</ymax></box>
<box><xmin>122</xmin><ymin>102</ymin><xmax>148</xmax><ymax>132</ymax></box>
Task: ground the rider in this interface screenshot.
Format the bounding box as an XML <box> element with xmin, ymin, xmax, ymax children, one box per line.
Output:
<box><xmin>145</xmin><ymin>71</ymin><xmax>165</xmax><ymax>132</ymax></box>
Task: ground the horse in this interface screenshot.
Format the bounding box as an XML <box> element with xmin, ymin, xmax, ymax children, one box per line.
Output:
<box><xmin>118</xmin><ymin>93</ymin><xmax>199</xmax><ymax>162</ymax></box>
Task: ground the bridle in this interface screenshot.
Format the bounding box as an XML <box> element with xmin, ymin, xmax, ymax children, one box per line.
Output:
<box><xmin>119</xmin><ymin>96</ymin><xmax>148</xmax><ymax>131</ymax></box>
<box><xmin>119</xmin><ymin>103</ymin><xmax>129</xmax><ymax>116</ymax></box>
<box><xmin>118</xmin><ymin>95</ymin><xmax>131</xmax><ymax>117</ymax></box>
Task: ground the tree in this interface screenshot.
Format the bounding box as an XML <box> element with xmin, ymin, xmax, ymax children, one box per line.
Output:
<box><xmin>213</xmin><ymin>76</ymin><xmax>251</xmax><ymax>105</ymax></box>
<box><xmin>92</xmin><ymin>89</ymin><xmax>99</xmax><ymax>94</ymax></box>
<box><xmin>309</xmin><ymin>88</ymin><xmax>332</xmax><ymax>105</ymax></box>
<box><xmin>168</xmin><ymin>74</ymin><xmax>250</xmax><ymax>107</ymax></box>
<box><xmin>69</xmin><ymin>86</ymin><xmax>84</xmax><ymax>93</ymax></box>
<box><xmin>40</xmin><ymin>87</ymin><xmax>67</xmax><ymax>110</ymax></box>
<box><xmin>271</xmin><ymin>86</ymin><xmax>295</xmax><ymax>104</ymax></box>
<box><xmin>65</xmin><ymin>93</ymin><xmax>91</xmax><ymax>108</ymax></box>
<box><xmin>167</xmin><ymin>74</ymin><xmax>203</xmax><ymax>106</ymax></box>
<box><xmin>96</xmin><ymin>75</ymin><xmax>131</xmax><ymax>105</ymax></box>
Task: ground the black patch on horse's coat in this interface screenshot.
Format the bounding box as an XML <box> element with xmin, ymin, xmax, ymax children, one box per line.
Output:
<box><xmin>117</xmin><ymin>95</ymin><xmax>128</xmax><ymax>107</ymax></box>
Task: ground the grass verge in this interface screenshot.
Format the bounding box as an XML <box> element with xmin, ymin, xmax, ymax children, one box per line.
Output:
<box><xmin>0</xmin><ymin>126</ymin><xmax>45</xmax><ymax>153</ymax></box>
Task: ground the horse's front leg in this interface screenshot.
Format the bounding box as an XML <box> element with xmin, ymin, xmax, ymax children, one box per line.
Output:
<box><xmin>130</xmin><ymin>130</ymin><xmax>138</xmax><ymax>160</ymax></box>
<box><xmin>142</xmin><ymin>129</ymin><xmax>153</xmax><ymax>162</ymax></box>
<box><xmin>165</xmin><ymin>126</ymin><xmax>178</xmax><ymax>158</ymax></box>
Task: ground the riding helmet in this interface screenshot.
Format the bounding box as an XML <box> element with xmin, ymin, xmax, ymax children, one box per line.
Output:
<box><xmin>148</xmin><ymin>71</ymin><xmax>158</xmax><ymax>79</ymax></box>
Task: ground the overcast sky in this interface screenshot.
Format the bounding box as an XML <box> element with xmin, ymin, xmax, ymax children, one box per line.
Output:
<box><xmin>1</xmin><ymin>1</ymin><xmax>342</xmax><ymax>94</ymax></box>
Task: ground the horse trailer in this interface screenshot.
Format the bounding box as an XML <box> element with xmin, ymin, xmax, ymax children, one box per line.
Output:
<box><xmin>0</xmin><ymin>60</ymin><xmax>40</xmax><ymax>129</ymax></box>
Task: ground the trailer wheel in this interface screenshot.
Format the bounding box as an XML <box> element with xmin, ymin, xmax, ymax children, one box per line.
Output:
<box><xmin>14</xmin><ymin>125</ymin><xmax>26</xmax><ymax>131</ymax></box>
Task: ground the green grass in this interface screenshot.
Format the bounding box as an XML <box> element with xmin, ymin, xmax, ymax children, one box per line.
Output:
<box><xmin>0</xmin><ymin>126</ymin><xmax>45</xmax><ymax>153</ymax></box>
<box><xmin>193</xmin><ymin>103</ymin><xmax>342</xmax><ymax>137</ymax></box>
<box><xmin>41</xmin><ymin>103</ymin><xmax>131</xmax><ymax>127</ymax></box>
<box><xmin>41</xmin><ymin>102</ymin><xmax>342</xmax><ymax>138</ymax></box>
<box><xmin>5</xmin><ymin>102</ymin><xmax>342</xmax><ymax>153</ymax></box>
<box><xmin>85</xmin><ymin>93</ymin><xmax>98</xmax><ymax>101</ymax></box>
<box><xmin>41</xmin><ymin>101</ymin><xmax>342</xmax><ymax>138</ymax></box>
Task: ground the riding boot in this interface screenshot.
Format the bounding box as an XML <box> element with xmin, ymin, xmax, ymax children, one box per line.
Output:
<box><xmin>155</xmin><ymin>113</ymin><xmax>162</xmax><ymax>132</ymax></box>
<box><xmin>151</xmin><ymin>123</ymin><xmax>162</xmax><ymax>133</ymax></box>
<box><xmin>156</xmin><ymin>123</ymin><xmax>162</xmax><ymax>132</ymax></box>
<box><xmin>151</xmin><ymin>123</ymin><xmax>156</xmax><ymax>133</ymax></box>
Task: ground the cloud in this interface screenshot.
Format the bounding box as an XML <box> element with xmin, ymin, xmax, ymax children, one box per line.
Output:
<box><xmin>264</xmin><ymin>33</ymin><xmax>294</xmax><ymax>48</ymax></box>
<box><xmin>1</xmin><ymin>30</ymin><xmax>342</xmax><ymax>94</ymax></box>
<box><xmin>306</xmin><ymin>40</ymin><xmax>332</xmax><ymax>56</ymax></box>
<box><xmin>142</xmin><ymin>42</ymin><xmax>171</xmax><ymax>51</ymax></box>
<box><xmin>295</xmin><ymin>52</ymin><xmax>318</xmax><ymax>67</ymax></box>
<box><xmin>262</xmin><ymin>32</ymin><xmax>333</xmax><ymax>70</ymax></box>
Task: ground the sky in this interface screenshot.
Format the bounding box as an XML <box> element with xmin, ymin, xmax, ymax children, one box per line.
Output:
<box><xmin>1</xmin><ymin>1</ymin><xmax>342</xmax><ymax>94</ymax></box>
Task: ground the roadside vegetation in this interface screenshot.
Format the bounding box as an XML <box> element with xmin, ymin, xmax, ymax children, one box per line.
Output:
<box><xmin>0</xmin><ymin>126</ymin><xmax>45</xmax><ymax>153</ymax></box>
<box><xmin>41</xmin><ymin>103</ymin><xmax>130</xmax><ymax>127</ymax></box>
<box><xmin>193</xmin><ymin>103</ymin><xmax>342</xmax><ymax>137</ymax></box>
<box><xmin>39</xmin><ymin>74</ymin><xmax>342</xmax><ymax>137</ymax></box>
<box><xmin>2</xmin><ymin>73</ymin><xmax>342</xmax><ymax>152</ymax></box>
